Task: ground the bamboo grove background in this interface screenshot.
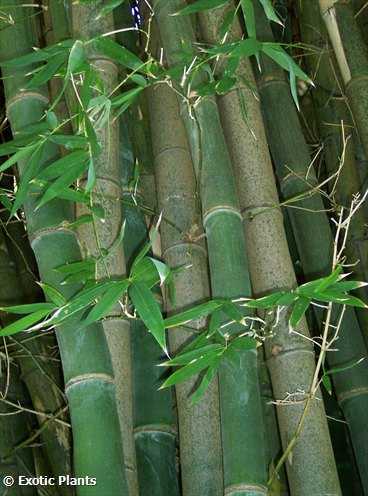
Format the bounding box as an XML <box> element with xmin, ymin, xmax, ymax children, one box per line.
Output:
<box><xmin>0</xmin><ymin>0</ymin><xmax>367</xmax><ymax>495</ymax></box>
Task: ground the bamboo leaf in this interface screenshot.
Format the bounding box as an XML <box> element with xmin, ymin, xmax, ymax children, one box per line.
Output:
<box><xmin>129</xmin><ymin>281</ymin><xmax>166</xmax><ymax>351</ymax></box>
<box><xmin>52</xmin><ymin>280</ymin><xmax>123</xmax><ymax>323</ymax></box>
<box><xmin>95</xmin><ymin>37</ymin><xmax>144</xmax><ymax>72</ymax></box>
<box><xmin>259</xmin><ymin>0</ymin><xmax>283</xmax><ymax>25</ymax></box>
<box><xmin>11</xmin><ymin>145</ymin><xmax>43</xmax><ymax>215</ymax></box>
<box><xmin>162</xmin><ymin>344</ymin><xmax>223</xmax><ymax>366</ymax></box>
<box><xmin>0</xmin><ymin>309</ymin><xmax>55</xmax><ymax>336</ymax></box>
<box><xmin>289</xmin><ymin>296</ymin><xmax>310</xmax><ymax>328</ymax></box>
<box><xmin>240</xmin><ymin>0</ymin><xmax>256</xmax><ymax>39</ymax></box>
<box><xmin>173</xmin><ymin>0</ymin><xmax>228</xmax><ymax>15</ymax></box>
<box><xmin>38</xmin><ymin>282</ymin><xmax>67</xmax><ymax>306</ymax></box>
<box><xmin>160</xmin><ymin>352</ymin><xmax>221</xmax><ymax>389</ymax></box>
<box><xmin>27</xmin><ymin>51</ymin><xmax>67</xmax><ymax>89</ymax></box>
<box><xmin>55</xmin><ymin>259</ymin><xmax>95</xmax><ymax>275</ymax></box>
<box><xmin>96</xmin><ymin>0</ymin><xmax>126</xmax><ymax>18</ymax></box>
<box><xmin>0</xmin><ymin>40</ymin><xmax>72</xmax><ymax>68</ymax></box>
<box><xmin>83</xmin><ymin>279</ymin><xmax>130</xmax><ymax>326</ymax></box>
<box><xmin>0</xmin><ymin>302</ymin><xmax>57</xmax><ymax>315</ymax></box>
<box><xmin>67</xmin><ymin>40</ymin><xmax>86</xmax><ymax>75</ymax></box>
<box><xmin>190</xmin><ymin>357</ymin><xmax>221</xmax><ymax>404</ymax></box>
<box><xmin>37</xmin><ymin>159</ymin><xmax>89</xmax><ymax>208</ymax></box>
<box><xmin>48</xmin><ymin>135</ymin><xmax>89</xmax><ymax>150</ymax></box>
<box><xmin>314</xmin><ymin>265</ymin><xmax>343</xmax><ymax>293</ymax></box>
<box><xmin>38</xmin><ymin>150</ymin><xmax>89</xmax><ymax>181</ymax></box>
<box><xmin>85</xmin><ymin>159</ymin><xmax>96</xmax><ymax>192</ymax></box>
<box><xmin>164</xmin><ymin>300</ymin><xmax>224</xmax><ymax>329</ymax></box>
<box><xmin>148</xmin><ymin>257</ymin><xmax>170</xmax><ymax>286</ymax></box>
<box><xmin>0</xmin><ymin>144</ymin><xmax>37</xmax><ymax>173</ymax></box>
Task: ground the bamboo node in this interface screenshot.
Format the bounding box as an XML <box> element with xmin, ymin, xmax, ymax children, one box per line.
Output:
<box><xmin>65</xmin><ymin>373</ymin><xmax>114</xmax><ymax>392</ymax></box>
<box><xmin>203</xmin><ymin>205</ymin><xmax>242</xmax><ymax>226</ymax></box>
<box><xmin>225</xmin><ymin>483</ymin><xmax>268</xmax><ymax>495</ymax></box>
<box><xmin>6</xmin><ymin>91</ymin><xmax>49</xmax><ymax>114</ymax></box>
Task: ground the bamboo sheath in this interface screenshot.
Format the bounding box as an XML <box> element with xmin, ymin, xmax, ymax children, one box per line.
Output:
<box><xmin>119</xmin><ymin>108</ymin><xmax>179</xmax><ymax>495</ymax></box>
<box><xmin>151</xmin><ymin>1</ymin><xmax>268</xmax><ymax>493</ymax></box>
<box><xmin>0</xmin><ymin>2</ymin><xmax>128</xmax><ymax>494</ymax></box>
<box><xmin>148</xmin><ymin>80</ymin><xmax>223</xmax><ymax>496</ymax></box>
<box><xmin>198</xmin><ymin>5</ymin><xmax>341</xmax><ymax>495</ymax></box>
<box><xmin>319</xmin><ymin>0</ymin><xmax>368</xmax><ymax>159</ymax></box>
<box><xmin>254</xmin><ymin>3</ymin><xmax>368</xmax><ymax>492</ymax></box>
<box><xmin>69</xmin><ymin>3</ymin><xmax>138</xmax><ymax>493</ymax></box>
<box><xmin>298</xmin><ymin>0</ymin><xmax>368</xmax><ymax>347</ymax></box>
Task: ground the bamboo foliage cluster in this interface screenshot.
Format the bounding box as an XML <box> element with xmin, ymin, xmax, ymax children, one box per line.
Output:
<box><xmin>0</xmin><ymin>0</ymin><xmax>367</xmax><ymax>495</ymax></box>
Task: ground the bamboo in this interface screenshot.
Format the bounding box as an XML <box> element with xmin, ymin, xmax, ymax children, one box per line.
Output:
<box><xmin>298</xmin><ymin>0</ymin><xmax>368</xmax><ymax>353</ymax></box>
<box><xmin>0</xmin><ymin>235</ymin><xmax>36</xmax><ymax>496</ymax></box>
<box><xmin>151</xmin><ymin>1</ymin><xmax>268</xmax><ymax>493</ymax></box>
<box><xmin>0</xmin><ymin>165</ymin><xmax>72</xmax><ymax>490</ymax></box>
<box><xmin>68</xmin><ymin>3</ymin><xmax>137</xmax><ymax>493</ymax></box>
<box><xmin>0</xmin><ymin>2</ymin><xmax>128</xmax><ymax>494</ymax></box>
<box><xmin>198</xmin><ymin>5</ymin><xmax>341</xmax><ymax>494</ymax></box>
<box><xmin>254</xmin><ymin>3</ymin><xmax>368</xmax><ymax>491</ymax></box>
<box><xmin>3</xmin><ymin>221</ymin><xmax>72</xmax><ymax>493</ymax></box>
<box><xmin>319</xmin><ymin>0</ymin><xmax>368</xmax><ymax>158</ymax></box>
<box><xmin>149</xmin><ymin>80</ymin><xmax>223</xmax><ymax>496</ymax></box>
<box><xmin>120</xmin><ymin>103</ymin><xmax>179</xmax><ymax>495</ymax></box>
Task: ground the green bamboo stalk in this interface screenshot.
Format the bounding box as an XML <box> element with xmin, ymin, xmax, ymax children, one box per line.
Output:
<box><xmin>298</xmin><ymin>0</ymin><xmax>368</xmax><ymax>356</ymax></box>
<box><xmin>68</xmin><ymin>3</ymin><xmax>137</xmax><ymax>493</ymax></box>
<box><xmin>198</xmin><ymin>5</ymin><xmax>340</xmax><ymax>494</ymax></box>
<box><xmin>319</xmin><ymin>0</ymin><xmax>368</xmax><ymax>159</ymax></box>
<box><xmin>0</xmin><ymin>236</ymin><xmax>36</xmax><ymax>496</ymax></box>
<box><xmin>3</xmin><ymin>221</ymin><xmax>72</xmax><ymax>494</ymax></box>
<box><xmin>119</xmin><ymin>100</ymin><xmax>180</xmax><ymax>495</ymax></box>
<box><xmin>254</xmin><ymin>3</ymin><xmax>368</xmax><ymax>491</ymax></box>
<box><xmin>151</xmin><ymin>2</ymin><xmax>268</xmax><ymax>494</ymax></box>
<box><xmin>0</xmin><ymin>2</ymin><xmax>128</xmax><ymax>494</ymax></box>
<box><xmin>148</xmin><ymin>80</ymin><xmax>223</xmax><ymax>496</ymax></box>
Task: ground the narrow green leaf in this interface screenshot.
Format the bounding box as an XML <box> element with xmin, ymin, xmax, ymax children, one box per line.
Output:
<box><xmin>95</xmin><ymin>37</ymin><xmax>144</xmax><ymax>72</ymax></box>
<box><xmin>259</xmin><ymin>0</ymin><xmax>283</xmax><ymax>25</ymax></box>
<box><xmin>0</xmin><ymin>309</ymin><xmax>54</xmax><ymax>337</ymax></box>
<box><xmin>161</xmin><ymin>353</ymin><xmax>220</xmax><ymax>389</ymax></box>
<box><xmin>96</xmin><ymin>0</ymin><xmax>125</xmax><ymax>18</ymax></box>
<box><xmin>164</xmin><ymin>300</ymin><xmax>224</xmax><ymax>329</ymax></box>
<box><xmin>38</xmin><ymin>283</ymin><xmax>67</xmax><ymax>307</ymax></box>
<box><xmin>27</xmin><ymin>52</ymin><xmax>66</xmax><ymax>89</ymax></box>
<box><xmin>162</xmin><ymin>344</ymin><xmax>223</xmax><ymax>366</ymax></box>
<box><xmin>85</xmin><ymin>159</ymin><xmax>96</xmax><ymax>192</ymax></box>
<box><xmin>129</xmin><ymin>281</ymin><xmax>166</xmax><ymax>351</ymax></box>
<box><xmin>173</xmin><ymin>0</ymin><xmax>228</xmax><ymax>15</ymax></box>
<box><xmin>0</xmin><ymin>302</ymin><xmax>57</xmax><ymax>315</ymax></box>
<box><xmin>37</xmin><ymin>160</ymin><xmax>89</xmax><ymax>208</ymax></box>
<box><xmin>289</xmin><ymin>296</ymin><xmax>310</xmax><ymax>328</ymax></box>
<box><xmin>56</xmin><ymin>259</ymin><xmax>95</xmax><ymax>275</ymax></box>
<box><xmin>11</xmin><ymin>145</ymin><xmax>43</xmax><ymax>216</ymax></box>
<box><xmin>38</xmin><ymin>150</ymin><xmax>89</xmax><ymax>181</ymax></box>
<box><xmin>190</xmin><ymin>357</ymin><xmax>221</xmax><ymax>404</ymax></box>
<box><xmin>48</xmin><ymin>135</ymin><xmax>88</xmax><ymax>150</ymax></box>
<box><xmin>67</xmin><ymin>40</ymin><xmax>86</xmax><ymax>75</ymax></box>
<box><xmin>240</xmin><ymin>0</ymin><xmax>256</xmax><ymax>39</ymax></box>
<box><xmin>83</xmin><ymin>279</ymin><xmax>130</xmax><ymax>326</ymax></box>
<box><xmin>0</xmin><ymin>145</ymin><xmax>37</xmax><ymax>173</ymax></box>
<box><xmin>322</xmin><ymin>374</ymin><xmax>333</xmax><ymax>395</ymax></box>
<box><xmin>315</xmin><ymin>265</ymin><xmax>343</xmax><ymax>293</ymax></box>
